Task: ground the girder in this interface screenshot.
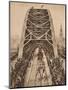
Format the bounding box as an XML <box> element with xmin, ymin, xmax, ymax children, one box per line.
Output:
<box><xmin>28</xmin><ymin>19</ymin><xmax>50</xmax><ymax>28</ymax></box>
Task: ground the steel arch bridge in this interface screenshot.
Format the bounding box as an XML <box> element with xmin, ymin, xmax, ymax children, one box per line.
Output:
<box><xmin>11</xmin><ymin>7</ymin><xmax>59</xmax><ymax>88</ymax></box>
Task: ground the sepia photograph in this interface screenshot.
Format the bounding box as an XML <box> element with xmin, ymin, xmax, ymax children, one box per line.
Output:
<box><xmin>9</xmin><ymin>1</ymin><xmax>66</xmax><ymax>88</ymax></box>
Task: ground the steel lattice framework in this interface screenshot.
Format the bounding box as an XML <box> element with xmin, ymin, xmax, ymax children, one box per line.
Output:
<box><xmin>18</xmin><ymin>8</ymin><xmax>58</xmax><ymax>59</ymax></box>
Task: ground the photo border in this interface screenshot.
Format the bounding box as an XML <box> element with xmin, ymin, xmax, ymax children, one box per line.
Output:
<box><xmin>9</xmin><ymin>1</ymin><xmax>67</xmax><ymax>89</ymax></box>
